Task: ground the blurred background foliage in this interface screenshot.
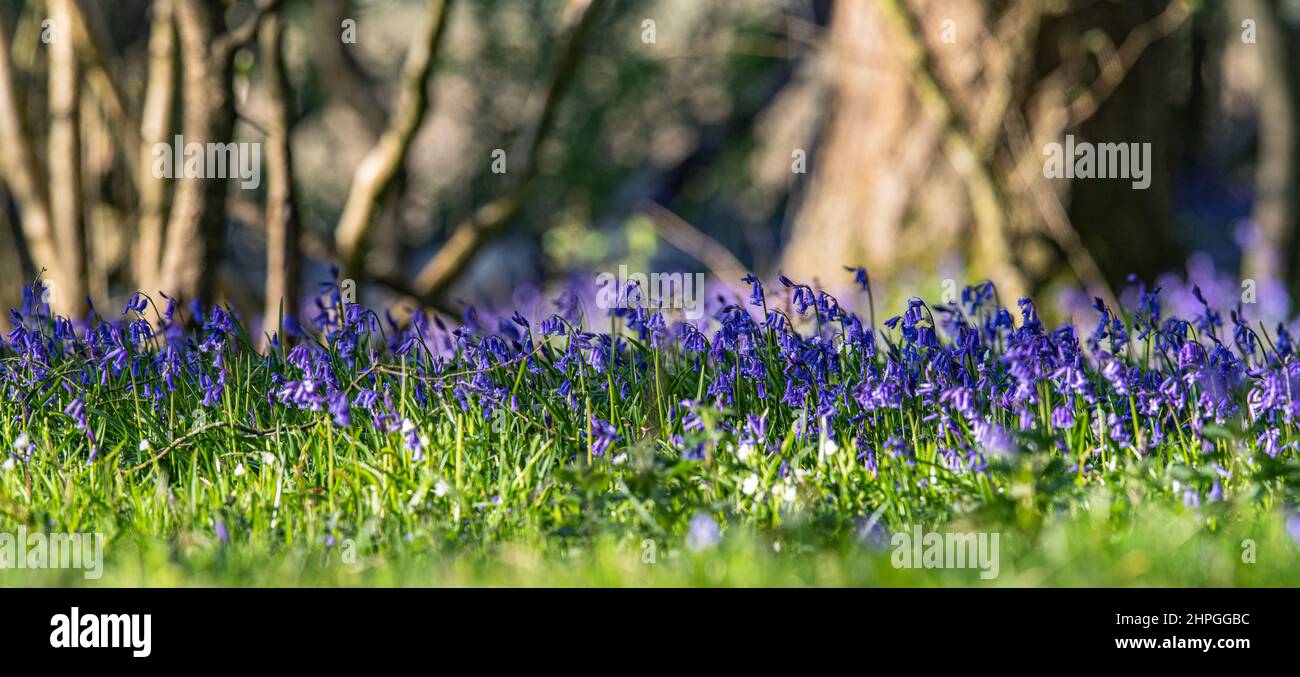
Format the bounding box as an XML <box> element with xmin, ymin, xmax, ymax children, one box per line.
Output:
<box><xmin>1</xmin><ymin>0</ymin><xmax>1299</xmax><ymax>333</ymax></box>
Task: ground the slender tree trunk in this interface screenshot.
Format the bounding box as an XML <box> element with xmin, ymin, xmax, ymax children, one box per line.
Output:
<box><xmin>136</xmin><ymin>0</ymin><xmax>176</xmax><ymax>296</ymax></box>
<box><xmin>0</xmin><ymin>9</ymin><xmax>62</xmax><ymax>298</ymax></box>
<box><xmin>48</xmin><ymin>0</ymin><xmax>89</xmax><ymax>317</ymax></box>
<box><xmin>260</xmin><ymin>12</ymin><xmax>301</xmax><ymax>342</ymax></box>
<box><xmin>1234</xmin><ymin>0</ymin><xmax>1299</xmax><ymax>300</ymax></box>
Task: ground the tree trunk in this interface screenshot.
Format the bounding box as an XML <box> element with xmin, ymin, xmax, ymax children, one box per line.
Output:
<box><xmin>780</xmin><ymin>0</ymin><xmax>1189</xmax><ymax>303</ymax></box>
<box><xmin>0</xmin><ymin>9</ymin><xmax>62</xmax><ymax>303</ymax></box>
<box><xmin>260</xmin><ymin>12</ymin><xmax>301</xmax><ymax>341</ymax></box>
<box><xmin>136</xmin><ymin>0</ymin><xmax>176</xmax><ymax>296</ymax></box>
<box><xmin>1234</xmin><ymin>0</ymin><xmax>1300</xmax><ymax>301</ymax></box>
<box><xmin>780</xmin><ymin>0</ymin><xmax>1016</xmax><ymax>296</ymax></box>
<box><xmin>48</xmin><ymin>0</ymin><xmax>89</xmax><ymax>317</ymax></box>
<box><xmin>158</xmin><ymin>0</ymin><xmax>237</xmax><ymax>305</ymax></box>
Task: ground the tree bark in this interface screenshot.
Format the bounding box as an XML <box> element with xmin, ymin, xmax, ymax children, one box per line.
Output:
<box><xmin>410</xmin><ymin>0</ymin><xmax>608</xmax><ymax>302</ymax></box>
<box><xmin>135</xmin><ymin>0</ymin><xmax>176</xmax><ymax>295</ymax></box>
<box><xmin>1234</xmin><ymin>0</ymin><xmax>1300</xmax><ymax>300</ymax></box>
<box><xmin>158</xmin><ymin>0</ymin><xmax>238</xmax><ymax>304</ymax></box>
<box><xmin>334</xmin><ymin>0</ymin><xmax>453</xmax><ymax>276</ymax></box>
<box><xmin>260</xmin><ymin>12</ymin><xmax>301</xmax><ymax>341</ymax></box>
<box><xmin>0</xmin><ymin>9</ymin><xmax>62</xmax><ymax>301</ymax></box>
<box><xmin>48</xmin><ymin>0</ymin><xmax>90</xmax><ymax>317</ymax></box>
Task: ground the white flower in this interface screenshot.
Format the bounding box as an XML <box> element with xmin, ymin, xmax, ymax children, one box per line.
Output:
<box><xmin>14</xmin><ymin>433</ymin><xmax>31</xmax><ymax>451</ymax></box>
<box><xmin>612</xmin><ymin>453</ymin><xmax>627</xmax><ymax>465</ymax></box>
<box><xmin>737</xmin><ymin>442</ymin><xmax>754</xmax><ymax>462</ymax></box>
<box><xmin>819</xmin><ymin>437</ymin><xmax>839</xmax><ymax>458</ymax></box>
<box><xmin>261</xmin><ymin>452</ymin><xmax>277</xmax><ymax>466</ymax></box>
<box><xmin>433</xmin><ymin>479</ymin><xmax>450</xmax><ymax>497</ymax></box>
<box><xmin>1</xmin><ymin>457</ymin><xmax>14</xmax><ymax>471</ymax></box>
<box><xmin>401</xmin><ymin>418</ymin><xmax>416</xmax><ymax>434</ymax></box>
<box><xmin>778</xmin><ymin>481</ymin><xmax>797</xmax><ymax>503</ymax></box>
<box><xmin>233</xmin><ymin>463</ymin><xmax>246</xmax><ymax>477</ymax></box>
<box><xmin>741</xmin><ymin>473</ymin><xmax>760</xmax><ymax>496</ymax></box>
<box><xmin>138</xmin><ymin>439</ymin><xmax>152</xmax><ymax>452</ymax></box>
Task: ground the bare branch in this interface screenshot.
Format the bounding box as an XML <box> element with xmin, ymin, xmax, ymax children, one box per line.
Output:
<box><xmin>221</xmin><ymin>0</ymin><xmax>286</xmax><ymax>54</ymax></box>
<box><xmin>333</xmin><ymin>0</ymin><xmax>453</xmax><ymax>274</ymax></box>
<box><xmin>876</xmin><ymin>0</ymin><xmax>1027</xmax><ymax>305</ymax></box>
<box><xmin>410</xmin><ymin>0</ymin><xmax>608</xmax><ymax>301</ymax></box>
<box><xmin>640</xmin><ymin>201</ymin><xmax>751</xmax><ymax>302</ymax></box>
<box><xmin>67</xmin><ymin>0</ymin><xmax>143</xmax><ymax>175</ymax></box>
<box><xmin>1068</xmin><ymin>0</ymin><xmax>1193</xmax><ymax>127</ymax></box>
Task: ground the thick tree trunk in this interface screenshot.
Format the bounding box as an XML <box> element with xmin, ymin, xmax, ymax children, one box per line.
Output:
<box><xmin>781</xmin><ymin>0</ymin><xmax>1188</xmax><ymax>303</ymax></box>
<box><xmin>780</xmin><ymin>0</ymin><xmax>1019</xmax><ymax>297</ymax></box>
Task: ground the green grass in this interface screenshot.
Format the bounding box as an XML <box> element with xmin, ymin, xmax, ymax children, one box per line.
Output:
<box><xmin>3</xmin><ymin>369</ymin><xmax>1298</xmax><ymax>586</ymax></box>
<box><xmin>3</xmin><ymin>286</ymin><xmax>1300</xmax><ymax>586</ymax></box>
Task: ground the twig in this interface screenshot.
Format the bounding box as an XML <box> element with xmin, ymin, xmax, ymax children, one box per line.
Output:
<box><xmin>130</xmin><ymin>420</ymin><xmax>313</xmax><ymax>473</ymax></box>
<box><xmin>639</xmin><ymin>201</ymin><xmax>751</xmax><ymax>301</ymax></box>
<box><xmin>67</xmin><ymin>0</ymin><xmax>144</xmax><ymax>177</ymax></box>
<box><xmin>1068</xmin><ymin>0</ymin><xmax>1193</xmax><ymax>126</ymax></box>
<box><xmin>1003</xmin><ymin>110</ymin><xmax>1119</xmax><ymax>310</ymax></box>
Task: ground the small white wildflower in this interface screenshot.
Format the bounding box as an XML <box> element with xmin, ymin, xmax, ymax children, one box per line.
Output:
<box><xmin>737</xmin><ymin>442</ymin><xmax>754</xmax><ymax>462</ymax></box>
<box><xmin>819</xmin><ymin>437</ymin><xmax>839</xmax><ymax>458</ymax></box>
<box><xmin>261</xmin><ymin>452</ymin><xmax>277</xmax><ymax>466</ymax></box>
<box><xmin>419</xmin><ymin>434</ymin><xmax>430</xmax><ymax>449</ymax></box>
<box><xmin>741</xmin><ymin>473</ymin><xmax>760</xmax><ymax>496</ymax></box>
<box><xmin>612</xmin><ymin>453</ymin><xmax>627</xmax><ymax>465</ymax></box>
<box><xmin>779</xmin><ymin>481</ymin><xmax>797</xmax><ymax>503</ymax></box>
<box><xmin>401</xmin><ymin>418</ymin><xmax>416</xmax><ymax>434</ymax></box>
<box><xmin>433</xmin><ymin>479</ymin><xmax>450</xmax><ymax>497</ymax></box>
<box><xmin>138</xmin><ymin>439</ymin><xmax>152</xmax><ymax>452</ymax></box>
<box><xmin>2</xmin><ymin>457</ymin><xmax>15</xmax><ymax>471</ymax></box>
<box><xmin>233</xmin><ymin>463</ymin><xmax>246</xmax><ymax>477</ymax></box>
<box><xmin>15</xmin><ymin>433</ymin><xmax>32</xmax><ymax>451</ymax></box>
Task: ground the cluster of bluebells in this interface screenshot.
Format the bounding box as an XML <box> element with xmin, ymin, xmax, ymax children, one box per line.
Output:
<box><xmin>2</xmin><ymin>266</ymin><xmax>1298</xmax><ymax>507</ymax></box>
